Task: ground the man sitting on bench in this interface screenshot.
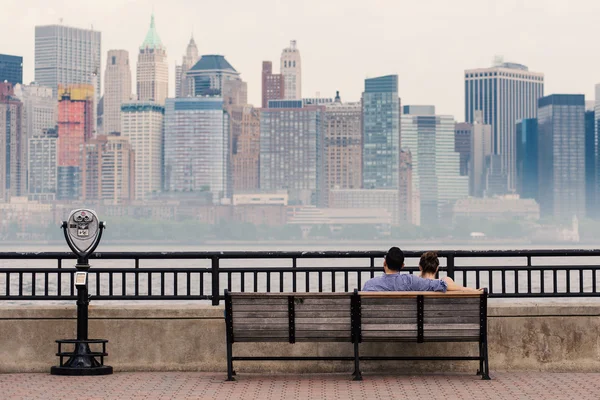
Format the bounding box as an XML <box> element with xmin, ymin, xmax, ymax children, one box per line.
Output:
<box><xmin>362</xmin><ymin>247</ymin><xmax>477</xmax><ymax>292</ymax></box>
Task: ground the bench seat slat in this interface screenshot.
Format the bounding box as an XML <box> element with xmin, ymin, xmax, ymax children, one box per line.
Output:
<box><xmin>362</xmin><ymin>324</ymin><xmax>417</xmax><ymax>331</ymax></box>
<box><xmin>362</xmin><ymin>305</ymin><xmax>417</xmax><ymax>311</ymax></box>
<box><xmin>362</xmin><ymin>317</ymin><xmax>418</xmax><ymax>324</ymax></box>
<box><xmin>232</xmin><ymin>311</ymin><xmax>288</xmax><ymax>318</ymax></box>
<box><xmin>362</xmin><ymin>331</ymin><xmax>417</xmax><ymax>338</ymax></box>
<box><xmin>295</xmin><ymin>318</ymin><xmax>350</xmax><ymax>324</ymax></box>
<box><xmin>424</xmin><ymin>324</ymin><xmax>480</xmax><ymax>330</ymax></box>
<box><xmin>424</xmin><ymin>331</ymin><xmax>480</xmax><ymax>338</ymax></box>
<box><xmin>295</xmin><ymin>298</ymin><xmax>351</xmax><ymax>305</ymax></box>
<box><xmin>233</xmin><ymin>305</ymin><xmax>288</xmax><ymax>311</ymax></box>
<box><xmin>424</xmin><ymin>305</ymin><xmax>480</xmax><ymax>311</ymax></box>
<box><xmin>362</xmin><ymin>298</ymin><xmax>415</xmax><ymax>306</ymax></box>
<box><xmin>295</xmin><ymin>304</ymin><xmax>350</xmax><ymax>311</ymax></box>
<box><xmin>232</xmin><ymin>298</ymin><xmax>288</xmax><ymax>305</ymax></box>
<box><xmin>234</xmin><ymin>331</ymin><xmax>289</xmax><ymax>337</ymax></box>
<box><xmin>296</xmin><ymin>311</ymin><xmax>350</xmax><ymax>318</ymax></box>
<box><xmin>296</xmin><ymin>331</ymin><xmax>351</xmax><ymax>338</ymax></box>
<box><xmin>296</xmin><ymin>324</ymin><xmax>351</xmax><ymax>331</ymax></box>
<box><xmin>424</xmin><ymin>316</ymin><xmax>479</xmax><ymax>324</ymax></box>
<box><xmin>362</xmin><ymin>311</ymin><xmax>418</xmax><ymax>318</ymax></box>
<box><xmin>233</xmin><ymin>337</ymin><xmax>289</xmax><ymax>342</ymax></box>
<box><xmin>233</xmin><ymin>323</ymin><xmax>288</xmax><ymax>330</ymax></box>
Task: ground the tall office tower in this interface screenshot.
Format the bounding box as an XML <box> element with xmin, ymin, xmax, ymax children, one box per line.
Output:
<box><xmin>401</xmin><ymin>105</ymin><xmax>468</xmax><ymax>225</ymax></box>
<box><xmin>230</xmin><ymin>105</ymin><xmax>260</xmax><ymax>193</ymax></box>
<box><xmin>470</xmin><ymin>111</ymin><xmax>493</xmax><ymax>197</ymax></box>
<box><xmin>261</xmin><ymin>61</ymin><xmax>284</xmax><ymax>108</ymax></box>
<box><xmin>516</xmin><ymin>118</ymin><xmax>539</xmax><ymax>201</ymax></box>
<box><xmin>464</xmin><ymin>61</ymin><xmax>544</xmax><ymax>189</ymax></box>
<box><xmin>137</xmin><ymin>14</ymin><xmax>168</xmax><ymax>104</ymax></box>
<box><xmin>164</xmin><ymin>97</ymin><xmax>230</xmax><ymax>202</ymax></box>
<box><xmin>362</xmin><ymin>75</ymin><xmax>400</xmax><ymax>190</ymax></box>
<box><xmin>585</xmin><ymin>110</ymin><xmax>597</xmax><ymax>218</ymax></box>
<box><xmin>186</xmin><ymin>55</ymin><xmax>245</xmax><ymax>102</ymax></box>
<box><xmin>484</xmin><ymin>154</ymin><xmax>509</xmax><ymax>196</ymax></box>
<box><xmin>454</xmin><ymin>123</ymin><xmax>471</xmax><ymax>176</ymax></box>
<box><xmin>323</xmin><ymin>94</ymin><xmax>362</xmax><ymax>206</ymax></box>
<box><xmin>399</xmin><ymin>149</ymin><xmax>414</xmax><ymax>225</ymax></box>
<box><xmin>280</xmin><ymin>40</ymin><xmax>301</xmax><ymax>99</ymax></box>
<box><xmin>594</xmin><ymin>84</ymin><xmax>600</xmax><ymax>219</ymax></box>
<box><xmin>538</xmin><ymin>94</ymin><xmax>586</xmax><ymax>219</ymax></box>
<box><xmin>0</xmin><ymin>83</ymin><xmax>25</xmax><ymax>201</ymax></box>
<box><xmin>175</xmin><ymin>36</ymin><xmax>199</xmax><ymax>98</ymax></box>
<box><xmin>35</xmin><ymin>25</ymin><xmax>101</xmax><ymax>128</ymax></box>
<box><xmin>104</xmin><ymin>50</ymin><xmax>132</xmax><ymax>134</ymax></box>
<box><xmin>121</xmin><ymin>102</ymin><xmax>164</xmax><ymax>200</ymax></box>
<box><xmin>0</xmin><ymin>54</ymin><xmax>23</xmax><ymax>85</ymax></box>
<box><xmin>81</xmin><ymin>134</ymin><xmax>135</xmax><ymax>203</ymax></box>
<box><xmin>14</xmin><ymin>83</ymin><xmax>56</xmax><ymax>139</ymax></box>
<box><xmin>56</xmin><ymin>84</ymin><xmax>94</xmax><ymax>200</ymax></box>
<box><xmin>28</xmin><ymin>128</ymin><xmax>58</xmax><ymax>201</ymax></box>
<box><xmin>260</xmin><ymin>100</ymin><xmax>325</xmax><ymax>206</ymax></box>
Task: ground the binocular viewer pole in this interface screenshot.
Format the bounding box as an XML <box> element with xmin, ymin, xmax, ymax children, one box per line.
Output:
<box><xmin>51</xmin><ymin>210</ymin><xmax>112</xmax><ymax>376</ymax></box>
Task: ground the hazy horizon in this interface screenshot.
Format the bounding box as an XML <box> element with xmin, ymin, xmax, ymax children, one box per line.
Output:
<box><xmin>2</xmin><ymin>0</ymin><xmax>600</xmax><ymax>119</ymax></box>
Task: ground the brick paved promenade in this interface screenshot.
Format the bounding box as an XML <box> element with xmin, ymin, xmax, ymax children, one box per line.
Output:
<box><xmin>1</xmin><ymin>372</ymin><xmax>598</xmax><ymax>400</ymax></box>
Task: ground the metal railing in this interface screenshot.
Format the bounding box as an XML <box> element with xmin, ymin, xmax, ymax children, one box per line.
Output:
<box><xmin>0</xmin><ymin>249</ymin><xmax>599</xmax><ymax>303</ymax></box>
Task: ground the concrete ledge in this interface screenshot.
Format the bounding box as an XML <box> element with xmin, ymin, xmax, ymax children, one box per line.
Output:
<box><xmin>1</xmin><ymin>302</ymin><xmax>599</xmax><ymax>374</ymax></box>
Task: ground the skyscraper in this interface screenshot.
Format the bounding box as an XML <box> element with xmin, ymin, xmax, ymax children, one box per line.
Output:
<box><xmin>28</xmin><ymin>128</ymin><xmax>57</xmax><ymax>201</ymax></box>
<box><xmin>104</xmin><ymin>50</ymin><xmax>132</xmax><ymax>134</ymax></box>
<box><xmin>14</xmin><ymin>83</ymin><xmax>56</xmax><ymax>139</ymax></box>
<box><xmin>454</xmin><ymin>123</ymin><xmax>471</xmax><ymax>177</ymax></box>
<box><xmin>261</xmin><ymin>61</ymin><xmax>284</xmax><ymax>108</ymax></box>
<box><xmin>470</xmin><ymin>111</ymin><xmax>493</xmax><ymax>197</ymax></box>
<box><xmin>35</xmin><ymin>25</ymin><xmax>101</xmax><ymax>127</ymax></box>
<box><xmin>137</xmin><ymin>14</ymin><xmax>168</xmax><ymax>104</ymax></box>
<box><xmin>401</xmin><ymin>105</ymin><xmax>468</xmax><ymax>225</ymax></box>
<box><xmin>56</xmin><ymin>84</ymin><xmax>94</xmax><ymax>200</ymax></box>
<box><xmin>0</xmin><ymin>54</ymin><xmax>23</xmax><ymax>85</ymax></box>
<box><xmin>585</xmin><ymin>109</ymin><xmax>597</xmax><ymax>218</ymax></box>
<box><xmin>280</xmin><ymin>40</ymin><xmax>301</xmax><ymax>100</ymax></box>
<box><xmin>81</xmin><ymin>134</ymin><xmax>135</xmax><ymax>203</ymax></box>
<box><xmin>121</xmin><ymin>102</ymin><xmax>164</xmax><ymax>200</ymax></box>
<box><xmin>260</xmin><ymin>100</ymin><xmax>325</xmax><ymax>206</ymax></box>
<box><xmin>230</xmin><ymin>105</ymin><xmax>260</xmax><ymax>193</ymax></box>
<box><xmin>175</xmin><ymin>36</ymin><xmax>199</xmax><ymax>98</ymax></box>
<box><xmin>0</xmin><ymin>83</ymin><xmax>25</xmax><ymax>201</ymax></box>
<box><xmin>464</xmin><ymin>62</ymin><xmax>544</xmax><ymax>189</ymax></box>
<box><xmin>362</xmin><ymin>75</ymin><xmax>400</xmax><ymax>190</ymax></box>
<box><xmin>516</xmin><ymin>118</ymin><xmax>538</xmax><ymax>201</ymax></box>
<box><xmin>186</xmin><ymin>55</ymin><xmax>245</xmax><ymax>100</ymax></box>
<box><xmin>538</xmin><ymin>94</ymin><xmax>586</xmax><ymax>219</ymax></box>
<box><xmin>323</xmin><ymin>93</ymin><xmax>362</xmax><ymax>206</ymax></box>
<box><xmin>164</xmin><ymin>97</ymin><xmax>230</xmax><ymax>202</ymax></box>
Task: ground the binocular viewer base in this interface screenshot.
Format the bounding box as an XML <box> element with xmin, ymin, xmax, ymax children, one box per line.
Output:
<box><xmin>51</xmin><ymin>339</ymin><xmax>113</xmax><ymax>376</ymax></box>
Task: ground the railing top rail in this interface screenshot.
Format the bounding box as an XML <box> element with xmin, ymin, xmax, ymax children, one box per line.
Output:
<box><xmin>1</xmin><ymin>249</ymin><xmax>600</xmax><ymax>260</ymax></box>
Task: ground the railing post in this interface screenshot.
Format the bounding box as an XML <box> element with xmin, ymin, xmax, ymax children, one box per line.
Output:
<box><xmin>212</xmin><ymin>256</ymin><xmax>220</xmax><ymax>306</ymax></box>
<box><xmin>446</xmin><ymin>255</ymin><xmax>455</xmax><ymax>280</ymax></box>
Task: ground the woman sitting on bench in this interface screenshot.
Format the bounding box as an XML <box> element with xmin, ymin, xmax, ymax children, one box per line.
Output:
<box><xmin>419</xmin><ymin>251</ymin><xmax>482</xmax><ymax>292</ymax></box>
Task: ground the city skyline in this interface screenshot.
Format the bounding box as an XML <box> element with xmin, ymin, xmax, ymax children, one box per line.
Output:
<box><xmin>1</xmin><ymin>0</ymin><xmax>599</xmax><ymax>119</ymax></box>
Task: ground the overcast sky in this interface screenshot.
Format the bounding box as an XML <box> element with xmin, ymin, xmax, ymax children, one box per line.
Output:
<box><xmin>2</xmin><ymin>0</ymin><xmax>599</xmax><ymax>119</ymax></box>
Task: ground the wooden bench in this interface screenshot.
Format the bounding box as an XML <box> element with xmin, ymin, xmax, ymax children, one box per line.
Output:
<box><xmin>224</xmin><ymin>289</ymin><xmax>489</xmax><ymax>381</ymax></box>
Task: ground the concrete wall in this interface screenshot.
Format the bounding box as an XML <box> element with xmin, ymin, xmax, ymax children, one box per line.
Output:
<box><xmin>1</xmin><ymin>301</ymin><xmax>599</xmax><ymax>374</ymax></box>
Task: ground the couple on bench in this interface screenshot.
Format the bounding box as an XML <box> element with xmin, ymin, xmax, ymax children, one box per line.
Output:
<box><xmin>363</xmin><ymin>247</ymin><xmax>481</xmax><ymax>293</ymax></box>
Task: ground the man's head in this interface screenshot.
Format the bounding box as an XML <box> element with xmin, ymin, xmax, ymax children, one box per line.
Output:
<box><xmin>384</xmin><ymin>247</ymin><xmax>405</xmax><ymax>272</ymax></box>
<box><xmin>419</xmin><ymin>251</ymin><xmax>439</xmax><ymax>276</ymax></box>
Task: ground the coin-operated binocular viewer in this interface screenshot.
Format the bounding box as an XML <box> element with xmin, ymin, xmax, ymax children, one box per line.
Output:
<box><xmin>51</xmin><ymin>209</ymin><xmax>113</xmax><ymax>375</ymax></box>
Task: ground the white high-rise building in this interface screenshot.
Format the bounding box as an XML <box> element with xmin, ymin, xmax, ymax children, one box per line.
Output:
<box><xmin>137</xmin><ymin>14</ymin><xmax>168</xmax><ymax>105</ymax></box>
<box><xmin>470</xmin><ymin>111</ymin><xmax>493</xmax><ymax>197</ymax></box>
<box><xmin>14</xmin><ymin>83</ymin><xmax>56</xmax><ymax>139</ymax></box>
<box><xmin>464</xmin><ymin>61</ymin><xmax>544</xmax><ymax>189</ymax></box>
<box><xmin>28</xmin><ymin>129</ymin><xmax>58</xmax><ymax>201</ymax></box>
<box><xmin>104</xmin><ymin>50</ymin><xmax>132</xmax><ymax>134</ymax></box>
<box><xmin>121</xmin><ymin>102</ymin><xmax>164</xmax><ymax>199</ymax></box>
<box><xmin>34</xmin><ymin>24</ymin><xmax>101</xmax><ymax>129</ymax></box>
<box><xmin>280</xmin><ymin>40</ymin><xmax>301</xmax><ymax>100</ymax></box>
<box><xmin>175</xmin><ymin>36</ymin><xmax>199</xmax><ymax>98</ymax></box>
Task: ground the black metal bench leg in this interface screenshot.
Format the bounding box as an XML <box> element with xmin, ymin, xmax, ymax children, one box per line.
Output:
<box><xmin>481</xmin><ymin>340</ymin><xmax>491</xmax><ymax>380</ymax></box>
<box><xmin>477</xmin><ymin>342</ymin><xmax>484</xmax><ymax>376</ymax></box>
<box><xmin>226</xmin><ymin>341</ymin><xmax>235</xmax><ymax>381</ymax></box>
<box><xmin>352</xmin><ymin>342</ymin><xmax>362</xmax><ymax>381</ymax></box>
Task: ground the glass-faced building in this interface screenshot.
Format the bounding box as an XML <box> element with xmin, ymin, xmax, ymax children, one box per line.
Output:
<box><xmin>585</xmin><ymin>110</ymin><xmax>597</xmax><ymax>218</ymax></box>
<box><xmin>464</xmin><ymin>62</ymin><xmax>544</xmax><ymax>190</ymax></box>
<box><xmin>0</xmin><ymin>54</ymin><xmax>23</xmax><ymax>85</ymax></box>
<box><xmin>362</xmin><ymin>75</ymin><xmax>400</xmax><ymax>189</ymax></box>
<box><xmin>260</xmin><ymin>100</ymin><xmax>324</xmax><ymax>206</ymax></box>
<box><xmin>401</xmin><ymin>106</ymin><xmax>468</xmax><ymax>225</ymax></box>
<box><xmin>538</xmin><ymin>94</ymin><xmax>586</xmax><ymax>220</ymax></box>
<box><xmin>164</xmin><ymin>97</ymin><xmax>230</xmax><ymax>202</ymax></box>
<box><xmin>515</xmin><ymin>118</ymin><xmax>539</xmax><ymax>201</ymax></box>
<box><xmin>28</xmin><ymin>128</ymin><xmax>58</xmax><ymax>201</ymax></box>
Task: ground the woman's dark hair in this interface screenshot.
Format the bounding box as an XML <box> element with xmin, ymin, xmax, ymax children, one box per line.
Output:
<box><xmin>419</xmin><ymin>251</ymin><xmax>439</xmax><ymax>275</ymax></box>
<box><xmin>385</xmin><ymin>247</ymin><xmax>405</xmax><ymax>271</ymax></box>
